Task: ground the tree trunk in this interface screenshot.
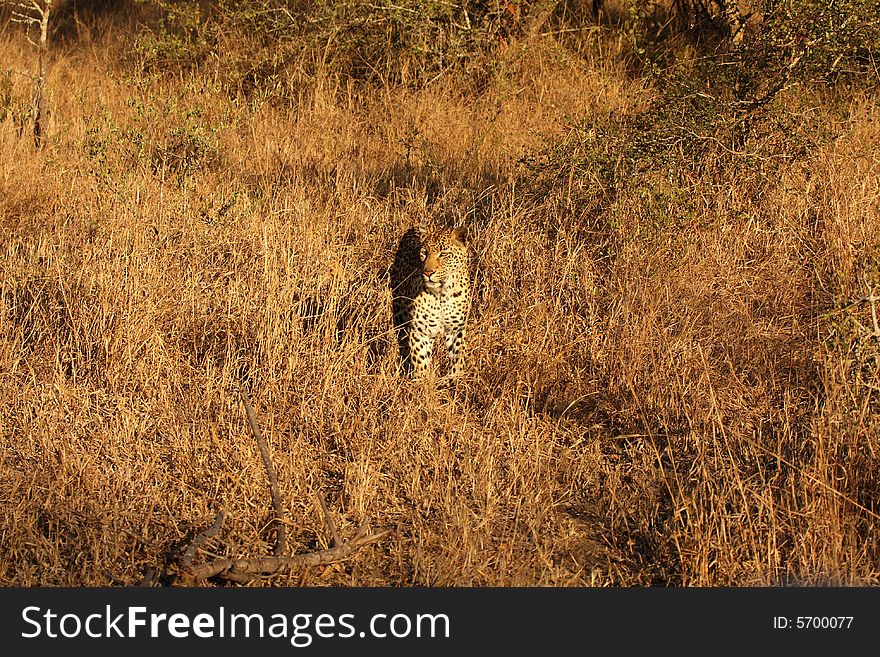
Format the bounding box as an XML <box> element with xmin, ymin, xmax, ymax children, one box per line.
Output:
<box><xmin>34</xmin><ymin>0</ymin><xmax>52</xmax><ymax>149</ymax></box>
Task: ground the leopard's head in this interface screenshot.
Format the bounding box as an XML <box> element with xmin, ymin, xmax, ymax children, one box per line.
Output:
<box><xmin>420</xmin><ymin>227</ymin><xmax>468</xmax><ymax>290</ymax></box>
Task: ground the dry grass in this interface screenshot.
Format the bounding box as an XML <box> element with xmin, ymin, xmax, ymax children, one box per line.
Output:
<box><xmin>1</xmin><ymin>5</ymin><xmax>879</xmax><ymax>586</ymax></box>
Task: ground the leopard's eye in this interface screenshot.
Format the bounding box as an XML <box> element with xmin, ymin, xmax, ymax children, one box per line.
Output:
<box><xmin>419</xmin><ymin>247</ymin><xmax>427</xmax><ymax>261</ymax></box>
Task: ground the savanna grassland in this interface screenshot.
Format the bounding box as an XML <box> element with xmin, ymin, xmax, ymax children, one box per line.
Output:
<box><xmin>1</xmin><ymin>0</ymin><xmax>879</xmax><ymax>586</ymax></box>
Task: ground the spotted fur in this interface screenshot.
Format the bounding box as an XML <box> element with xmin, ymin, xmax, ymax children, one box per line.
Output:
<box><xmin>390</xmin><ymin>226</ymin><xmax>470</xmax><ymax>377</ymax></box>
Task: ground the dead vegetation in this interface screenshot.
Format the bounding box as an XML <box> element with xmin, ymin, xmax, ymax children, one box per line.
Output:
<box><xmin>0</xmin><ymin>0</ymin><xmax>878</xmax><ymax>586</ymax></box>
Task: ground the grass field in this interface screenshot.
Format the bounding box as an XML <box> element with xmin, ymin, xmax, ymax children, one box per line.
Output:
<box><xmin>1</xmin><ymin>0</ymin><xmax>879</xmax><ymax>586</ymax></box>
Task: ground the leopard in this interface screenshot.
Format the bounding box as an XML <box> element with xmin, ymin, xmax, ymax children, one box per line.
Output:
<box><xmin>390</xmin><ymin>226</ymin><xmax>471</xmax><ymax>377</ymax></box>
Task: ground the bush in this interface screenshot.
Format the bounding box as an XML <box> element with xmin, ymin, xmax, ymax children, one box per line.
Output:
<box><xmin>529</xmin><ymin>0</ymin><xmax>879</xmax><ymax>232</ymax></box>
<box><xmin>129</xmin><ymin>0</ymin><xmax>549</xmax><ymax>96</ymax></box>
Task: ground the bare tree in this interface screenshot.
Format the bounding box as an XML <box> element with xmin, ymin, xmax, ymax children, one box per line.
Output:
<box><xmin>10</xmin><ymin>0</ymin><xmax>53</xmax><ymax>148</ymax></box>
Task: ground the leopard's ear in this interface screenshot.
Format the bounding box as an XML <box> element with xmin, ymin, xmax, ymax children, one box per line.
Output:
<box><xmin>451</xmin><ymin>226</ymin><xmax>467</xmax><ymax>245</ymax></box>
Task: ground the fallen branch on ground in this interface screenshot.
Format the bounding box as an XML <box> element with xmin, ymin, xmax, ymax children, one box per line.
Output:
<box><xmin>147</xmin><ymin>387</ymin><xmax>389</xmax><ymax>585</ymax></box>
<box><xmin>185</xmin><ymin>522</ymin><xmax>390</xmax><ymax>583</ymax></box>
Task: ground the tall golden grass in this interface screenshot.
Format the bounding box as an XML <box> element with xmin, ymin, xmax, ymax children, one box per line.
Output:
<box><xmin>1</xmin><ymin>3</ymin><xmax>878</xmax><ymax>586</ymax></box>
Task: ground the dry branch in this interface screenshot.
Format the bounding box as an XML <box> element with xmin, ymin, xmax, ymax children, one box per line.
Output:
<box><xmin>315</xmin><ymin>491</ymin><xmax>342</xmax><ymax>547</ymax></box>
<box><xmin>186</xmin><ymin>523</ymin><xmax>389</xmax><ymax>583</ymax></box>
<box><xmin>153</xmin><ymin>389</ymin><xmax>390</xmax><ymax>585</ymax></box>
<box><xmin>239</xmin><ymin>387</ymin><xmax>288</xmax><ymax>556</ymax></box>
<box><xmin>180</xmin><ymin>511</ymin><xmax>225</xmax><ymax>570</ymax></box>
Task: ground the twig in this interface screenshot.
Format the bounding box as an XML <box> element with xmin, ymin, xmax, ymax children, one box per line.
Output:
<box><xmin>240</xmin><ymin>387</ymin><xmax>288</xmax><ymax>556</ymax></box>
<box><xmin>315</xmin><ymin>491</ymin><xmax>341</xmax><ymax>548</ymax></box>
<box><xmin>819</xmin><ymin>279</ymin><xmax>880</xmax><ymax>310</ymax></box>
<box><xmin>180</xmin><ymin>512</ymin><xmax>225</xmax><ymax>570</ymax></box>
